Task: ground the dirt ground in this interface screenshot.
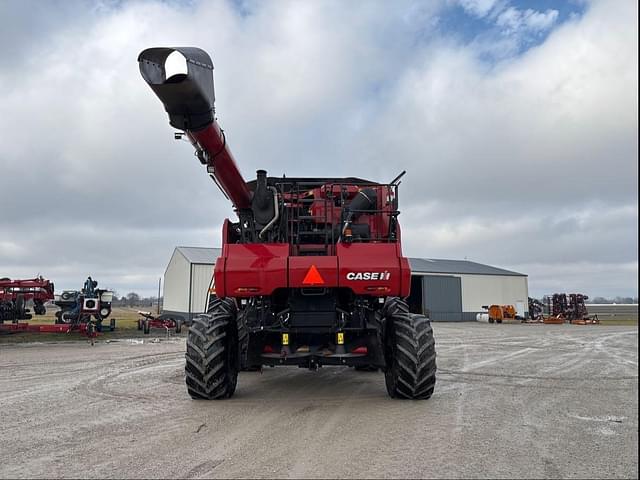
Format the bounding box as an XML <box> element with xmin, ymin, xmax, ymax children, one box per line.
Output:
<box><xmin>0</xmin><ymin>323</ymin><xmax>637</xmax><ymax>479</ymax></box>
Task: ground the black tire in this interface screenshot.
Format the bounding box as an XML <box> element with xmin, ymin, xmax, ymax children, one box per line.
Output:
<box><xmin>143</xmin><ymin>319</ymin><xmax>150</xmax><ymax>334</ymax></box>
<box><xmin>488</xmin><ymin>318</ymin><xmax>495</xmax><ymax>324</ymax></box>
<box><xmin>384</xmin><ymin>301</ymin><xmax>436</xmax><ymax>400</ymax></box>
<box><xmin>61</xmin><ymin>310</ymin><xmax>75</xmax><ymax>324</ymax></box>
<box><xmin>236</xmin><ymin>310</ymin><xmax>256</xmax><ymax>371</ymax></box>
<box><xmin>175</xmin><ymin>320</ymin><xmax>182</xmax><ymax>334</ymax></box>
<box><xmin>14</xmin><ymin>294</ymin><xmax>25</xmax><ymax>322</ymax></box>
<box><xmin>497</xmin><ymin>319</ymin><xmax>503</xmax><ymax>324</ymax></box>
<box><xmin>209</xmin><ymin>294</ymin><xmax>253</xmax><ymax>371</ymax></box>
<box><xmin>33</xmin><ymin>301</ymin><xmax>46</xmax><ymax>316</ymax></box>
<box><xmin>185</xmin><ymin>298</ymin><xmax>239</xmax><ymax>400</ymax></box>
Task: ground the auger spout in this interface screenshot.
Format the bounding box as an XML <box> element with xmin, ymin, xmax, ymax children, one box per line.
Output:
<box><xmin>138</xmin><ymin>47</ymin><xmax>252</xmax><ymax>210</ymax></box>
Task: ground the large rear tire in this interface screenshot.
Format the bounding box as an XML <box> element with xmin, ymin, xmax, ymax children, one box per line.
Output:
<box><xmin>207</xmin><ymin>293</ymin><xmax>253</xmax><ymax>371</ymax></box>
<box><xmin>185</xmin><ymin>298</ymin><xmax>239</xmax><ymax>400</ymax></box>
<box><xmin>384</xmin><ymin>300</ymin><xmax>436</xmax><ymax>400</ymax></box>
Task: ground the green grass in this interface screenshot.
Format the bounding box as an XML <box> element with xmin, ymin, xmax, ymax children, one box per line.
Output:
<box><xmin>596</xmin><ymin>318</ymin><xmax>638</xmax><ymax>326</ymax></box>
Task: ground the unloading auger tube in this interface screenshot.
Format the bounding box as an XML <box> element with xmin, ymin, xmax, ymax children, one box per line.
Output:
<box><xmin>138</xmin><ymin>47</ymin><xmax>252</xmax><ymax>210</ymax></box>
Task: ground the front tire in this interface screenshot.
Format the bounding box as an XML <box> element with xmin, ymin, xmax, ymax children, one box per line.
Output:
<box><xmin>384</xmin><ymin>303</ymin><xmax>436</xmax><ymax>400</ymax></box>
<box><xmin>185</xmin><ymin>298</ymin><xmax>239</xmax><ymax>400</ymax></box>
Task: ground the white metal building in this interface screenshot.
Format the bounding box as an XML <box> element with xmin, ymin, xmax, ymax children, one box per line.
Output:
<box><xmin>163</xmin><ymin>247</ymin><xmax>528</xmax><ymax>322</ymax></box>
<box><xmin>407</xmin><ymin>258</ymin><xmax>528</xmax><ymax>321</ymax></box>
<box><xmin>163</xmin><ymin>247</ymin><xmax>220</xmax><ymax>322</ymax></box>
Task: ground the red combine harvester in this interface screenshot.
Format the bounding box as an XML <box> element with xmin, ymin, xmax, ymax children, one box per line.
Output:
<box><xmin>139</xmin><ymin>47</ymin><xmax>436</xmax><ymax>400</ymax></box>
<box><xmin>0</xmin><ymin>277</ymin><xmax>54</xmax><ymax>323</ymax></box>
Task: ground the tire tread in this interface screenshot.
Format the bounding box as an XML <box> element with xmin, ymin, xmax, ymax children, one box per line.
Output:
<box><xmin>185</xmin><ymin>298</ymin><xmax>239</xmax><ymax>400</ymax></box>
<box><xmin>385</xmin><ymin>301</ymin><xmax>437</xmax><ymax>400</ymax></box>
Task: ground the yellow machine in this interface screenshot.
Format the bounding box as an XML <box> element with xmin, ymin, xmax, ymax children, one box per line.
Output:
<box><xmin>485</xmin><ymin>304</ymin><xmax>517</xmax><ymax>324</ymax></box>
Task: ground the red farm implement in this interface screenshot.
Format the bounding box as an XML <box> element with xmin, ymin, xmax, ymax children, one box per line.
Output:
<box><xmin>137</xmin><ymin>311</ymin><xmax>183</xmax><ymax>334</ymax></box>
<box><xmin>0</xmin><ymin>322</ymin><xmax>96</xmax><ymax>334</ymax></box>
<box><xmin>0</xmin><ymin>276</ymin><xmax>114</xmax><ymax>340</ymax></box>
<box><xmin>0</xmin><ymin>277</ymin><xmax>54</xmax><ymax>323</ymax></box>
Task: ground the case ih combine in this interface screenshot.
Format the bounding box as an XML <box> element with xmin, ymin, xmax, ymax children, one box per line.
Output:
<box><xmin>139</xmin><ymin>47</ymin><xmax>436</xmax><ymax>400</ymax></box>
<box><xmin>0</xmin><ymin>277</ymin><xmax>54</xmax><ymax>323</ymax></box>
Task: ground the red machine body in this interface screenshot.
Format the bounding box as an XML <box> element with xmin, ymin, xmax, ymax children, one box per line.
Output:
<box><xmin>215</xmin><ymin>243</ymin><xmax>410</xmax><ymax>298</ymax></box>
<box><xmin>137</xmin><ymin>311</ymin><xmax>183</xmax><ymax>334</ymax></box>
<box><xmin>0</xmin><ymin>277</ymin><xmax>55</xmax><ymax>302</ymax></box>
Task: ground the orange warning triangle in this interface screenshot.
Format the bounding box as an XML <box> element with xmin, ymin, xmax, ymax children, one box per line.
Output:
<box><xmin>302</xmin><ymin>265</ymin><xmax>325</xmax><ymax>285</ymax></box>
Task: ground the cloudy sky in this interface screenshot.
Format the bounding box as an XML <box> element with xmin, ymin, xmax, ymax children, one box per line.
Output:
<box><xmin>0</xmin><ymin>0</ymin><xmax>637</xmax><ymax>298</ymax></box>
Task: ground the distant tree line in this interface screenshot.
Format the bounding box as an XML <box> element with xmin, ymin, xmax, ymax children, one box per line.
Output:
<box><xmin>530</xmin><ymin>296</ymin><xmax>638</xmax><ymax>304</ymax></box>
<box><xmin>586</xmin><ymin>296</ymin><xmax>638</xmax><ymax>304</ymax></box>
<box><xmin>109</xmin><ymin>291</ymin><xmax>163</xmax><ymax>308</ymax></box>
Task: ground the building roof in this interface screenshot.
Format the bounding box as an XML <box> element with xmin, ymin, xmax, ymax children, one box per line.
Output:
<box><xmin>409</xmin><ymin>258</ymin><xmax>525</xmax><ymax>277</ymax></box>
<box><xmin>173</xmin><ymin>246</ymin><xmax>525</xmax><ymax>277</ymax></box>
<box><xmin>175</xmin><ymin>246</ymin><xmax>222</xmax><ymax>264</ymax></box>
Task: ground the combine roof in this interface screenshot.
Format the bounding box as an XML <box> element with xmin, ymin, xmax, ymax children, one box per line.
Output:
<box><xmin>173</xmin><ymin>246</ymin><xmax>525</xmax><ymax>277</ymax></box>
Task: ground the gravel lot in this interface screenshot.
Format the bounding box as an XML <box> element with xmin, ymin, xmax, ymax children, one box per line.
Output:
<box><xmin>0</xmin><ymin>323</ymin><xmax>637</xmax><ymax>479</ymax></box>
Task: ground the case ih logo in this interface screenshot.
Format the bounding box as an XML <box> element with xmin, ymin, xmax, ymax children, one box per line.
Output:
<box><xmin>346</xmin><ymin>271</ymin><xmax>391</xmax><ymax>281</ymax></box>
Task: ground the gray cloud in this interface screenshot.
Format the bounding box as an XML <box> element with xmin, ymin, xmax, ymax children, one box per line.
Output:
<box><xmin>0</xmin><ymin>0</ymin><xmax>636</xmax><ymax>298</ymax></box>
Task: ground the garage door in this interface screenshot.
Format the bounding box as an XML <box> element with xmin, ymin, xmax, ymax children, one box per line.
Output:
<box><xmin>423</xmin><ymin>275</ymin><xmax>463</xmax><ymax>322</ymax></box>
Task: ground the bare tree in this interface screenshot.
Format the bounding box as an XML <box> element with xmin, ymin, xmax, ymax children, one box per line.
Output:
<box><xmin>126</xmin><ymin>292</ymin><xmax>141</xmax><ymax>307</ymax></box>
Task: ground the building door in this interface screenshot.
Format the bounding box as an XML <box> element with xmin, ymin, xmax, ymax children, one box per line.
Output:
<box><xmin>408</xmin><ymin>275</ymin><xmax>424</xmax><ymax>314</ymax></box>
<box><xmin>423</xmin><ymin>275</ymin><xmax>463</xmax><ymax>322</ymax></box>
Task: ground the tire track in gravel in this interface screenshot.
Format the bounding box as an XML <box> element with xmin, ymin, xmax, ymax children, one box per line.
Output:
<box><xmin>72</xmin><ymin>352</ymin><xmax>184</xmax><ymax>401</ymax></box>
